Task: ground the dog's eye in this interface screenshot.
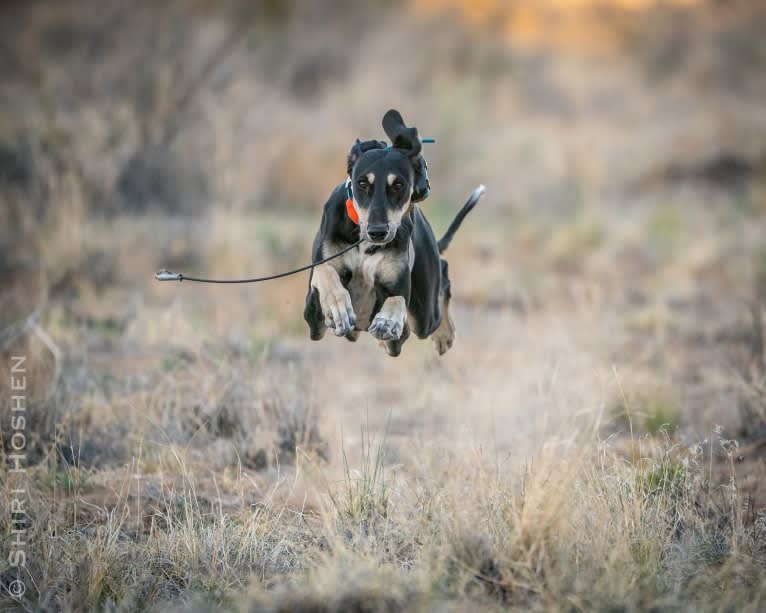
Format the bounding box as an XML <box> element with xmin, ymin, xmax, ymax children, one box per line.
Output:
<box><xmin>391</xmin><ymin>181</ymin><xmax>404</xmax><ymax>192</ymax></box>
<box><xmin>357</xmin><ymin>179</ymin><xmax>369</xmax><ymax>190</ymax></box>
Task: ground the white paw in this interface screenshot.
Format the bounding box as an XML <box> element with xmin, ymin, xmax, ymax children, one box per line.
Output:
<box><xmin>321</xmin><ymin>288</ymin><xmax>356</xmax><ymax>336</ymax></box>
<box><xmin>368</xmin><ymin>312</ymin><xmax>403</xmax><ymax>341</ymax></box>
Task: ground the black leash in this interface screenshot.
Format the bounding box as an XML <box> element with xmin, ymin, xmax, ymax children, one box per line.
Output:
<box><xmin>155</xmin><ymin>138</ymin><xmax>440</xmax><ymax>285</ymax></box>
<box><xmin>155</xmin><ymin>240</ymin><xmax>362</xmax><ymax>284</ymax></box>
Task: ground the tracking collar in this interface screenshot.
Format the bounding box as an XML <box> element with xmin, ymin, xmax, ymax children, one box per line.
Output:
<box><xmin>344</xmin><ymin>178</ymin><xmax>359</xmax><ymax>225</ymax></box>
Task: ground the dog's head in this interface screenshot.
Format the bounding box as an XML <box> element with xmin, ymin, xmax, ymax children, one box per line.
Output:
<box><xmin>346</xmin><ymin>109</ymin><xmax>431</xmax><ymax>245</ymax></box>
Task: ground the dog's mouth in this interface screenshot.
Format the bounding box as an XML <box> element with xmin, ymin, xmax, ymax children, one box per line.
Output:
<box><xmin>365</xmin><ymin>235</ymin><xmax>393</xmax><ymax>246</ymax></box>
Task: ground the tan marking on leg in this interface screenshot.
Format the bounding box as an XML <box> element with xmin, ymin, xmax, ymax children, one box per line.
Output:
<box><xmin>431</xmin><ymin>295</ymin><xmax>455</xmax><ymax>355</ymax></box>
<box><xmin>368</xmin><ymin>296</ymin><xmax>407</xmax><ymax>342</ymax></box>
<box><xmin>311</xmin><ymin>263</ymin><xmax>356</xmax><ymax>336</ymax></box>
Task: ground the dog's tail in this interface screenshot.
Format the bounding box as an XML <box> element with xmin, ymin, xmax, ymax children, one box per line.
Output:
<box><xmin>437</xmin><ymin>184</ymin><xmax>485</xmax><ymax>254</ymax></box>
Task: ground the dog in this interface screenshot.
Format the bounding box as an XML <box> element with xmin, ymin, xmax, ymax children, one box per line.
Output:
<box><xmin>303</xmin><ymin>109</ymin><xmax>484</xmax><ymax>357</ymax></box>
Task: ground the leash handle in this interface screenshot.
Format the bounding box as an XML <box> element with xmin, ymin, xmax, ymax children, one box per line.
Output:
<box><xmin>156</xmin><ymin>270</ymin><xmax>183</xmax><ymax>281</ymax></box>
<box><xmin>155</xmin><ymin>240</ymin><xmax>362</xmax><ymax>284</ymax></box>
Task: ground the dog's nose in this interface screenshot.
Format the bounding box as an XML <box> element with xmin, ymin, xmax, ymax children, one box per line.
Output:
<box><xmin>366</xmin><ymin>224</ymin><xmax>389</xmax><ymax>243</ymax></box>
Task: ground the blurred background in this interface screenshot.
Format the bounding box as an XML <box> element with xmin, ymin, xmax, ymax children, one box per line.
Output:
<box><xmin>1</xmin><ymin>0</ymin><xmax>766</xmax><ymax>607</ymax></box>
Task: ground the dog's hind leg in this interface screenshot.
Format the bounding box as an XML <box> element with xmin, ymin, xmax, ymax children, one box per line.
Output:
<box><xmin>431</xmin><ymin>259</ymin><xmax>455</xmax><ymax>355</ymax></box>
<box><xmin>304</xmin><ymin>286</ymin><xmax>327</xmax><ymax>340</ymax></box>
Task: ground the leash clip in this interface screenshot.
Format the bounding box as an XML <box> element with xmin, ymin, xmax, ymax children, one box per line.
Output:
<box><xmin>155</xmin><ymin>269</ymin><xmax>183</xmax><ymax>282</ymax></box>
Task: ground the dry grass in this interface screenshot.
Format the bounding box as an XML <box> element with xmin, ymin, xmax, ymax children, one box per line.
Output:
<box><xmin>1</xmin><ymin>410</ymin><xmax>765</xmax><ymax>611</ymax></box>
<box><xmin>2</xmin><ymin>0</ymin><xmax>766</xmax><ymax>610</ymax></box>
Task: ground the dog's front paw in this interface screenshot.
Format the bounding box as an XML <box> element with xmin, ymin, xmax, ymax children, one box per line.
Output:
<box><xmin>368</xmin><ymin>312</ymin><xmax>403</xmax><ymax>341</ymax></box>
<box><xmin>321</xmin><ymin>288</ymin><xmax>356</xmax><ymax>336</ymax></box>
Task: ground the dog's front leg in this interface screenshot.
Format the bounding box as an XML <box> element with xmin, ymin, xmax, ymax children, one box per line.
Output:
<box><xmin>310</xmin><ymin>264</ymin><xmax>356</xmax><ymax>337</ymax></box>
<box><xmin>367</xmin><ymin>260</ymin><xmax>411</xmax><ymax>356</ymax></box>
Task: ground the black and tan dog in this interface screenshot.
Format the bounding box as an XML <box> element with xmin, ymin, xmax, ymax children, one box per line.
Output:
<box><xmin>304</xmin><ymin>109</ymin><xmax>484</xmax><ymax>357</ymax></box>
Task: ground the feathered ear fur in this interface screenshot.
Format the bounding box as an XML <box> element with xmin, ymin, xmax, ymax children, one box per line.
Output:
<box><xmin>382</xmin><ymin>109</ymin><xmax>430</xmax><ymax>202</ymax></box>
<box><xmin>411</xmin><ymin>155</ymin><xmax>430</xmax><ymax>203</ymax></box>
<box><xmin>346</xmin><ymin>138</ymin><xmax>387</xmax><ymax>175</ymax></box>
<box><xmin>381</xmin><ymin>109</ymin><xmax>422</xmax><ymax>158</ymax></box>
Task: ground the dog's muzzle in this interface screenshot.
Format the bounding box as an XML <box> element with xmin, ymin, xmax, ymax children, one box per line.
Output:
<box><xmin>363</xmin><ymin>223</ymin><xmax>398</xmax><ymax>245</ymax></box>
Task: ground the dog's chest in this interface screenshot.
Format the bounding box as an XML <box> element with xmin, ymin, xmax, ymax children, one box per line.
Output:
<box><xmin>338</xmin><ymin>241</ymin><xmax>414</xmax><ymax>330</ymax></box>
<box><xmin>342</xmin><ymin>246</ymin><xmax>384</xmax><ymax>329</ymax></box>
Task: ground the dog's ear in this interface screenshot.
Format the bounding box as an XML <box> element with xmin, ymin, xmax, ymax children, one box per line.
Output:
<box><xmin>382</xmin><ymin>109</ymin><xmax>422</xmax><ymax>158</ymax></box>
<box><xmin>411</xmin><ymin>156</ymin><xmax>431</xmax><ymax>203</ymax></box>
<box><xmin>382</xmin><ymin>110</ymin><xmax>430</xmax><ymax>201</ymax></box>
<box><xmin>347</xmin><ymin>138</ymin><xmax>386</xmax><ymax>176</ymax></box>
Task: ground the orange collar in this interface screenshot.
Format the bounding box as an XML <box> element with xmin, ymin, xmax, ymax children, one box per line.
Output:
<box><xmin>345</xmin><ymin>180</ymin><xmax>359</xmax><ymax>225</ymax></box>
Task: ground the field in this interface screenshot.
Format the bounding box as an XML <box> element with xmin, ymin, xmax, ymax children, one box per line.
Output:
<box><xmin>2</xmin><ymin>0</ymin><xmax>766</xmax><ymax>610</ymax></box>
